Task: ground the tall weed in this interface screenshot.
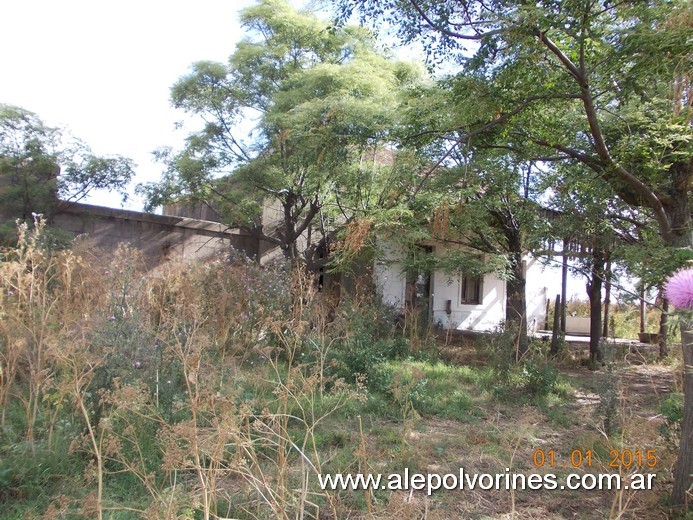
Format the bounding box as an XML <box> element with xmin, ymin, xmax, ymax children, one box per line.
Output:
<box><xmin>1</xmin><ymin>224</ymin><xmax>379</xmax><ymax>518</ymax></box>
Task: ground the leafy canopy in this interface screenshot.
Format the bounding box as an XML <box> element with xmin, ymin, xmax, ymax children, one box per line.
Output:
<box><xmin>335</xmin><ymin>0</ymin><xmax>691</xmax><ymax>251</ymax></box>
<box><xmin>140</xmin><ymin>0</ymin><xmax>424</xmax><ymax>260</ymax></box>
<box><xmin>0</xmin><ymin>104</ymin><xmax>135</xmax><ymax>243</ymax></box>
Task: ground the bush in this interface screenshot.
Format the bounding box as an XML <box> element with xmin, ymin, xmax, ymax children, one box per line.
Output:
<box><xmin>659</xmin><ymin>392</ymin><xmax>683</xmax><ymax>446</ymax></box>
<box><xmin>478</xmin><ymin>328</ymin><xmax>560</xmax><ymax>399</ymax></box>
<box><xmin>327</xmin><ymin>299</ymin><xmax>409</xmax><ymax>393</ymax></box>
<box><xmin>521</xmin><ymin>360</ymin><xmax>559</xmax><ymax>397</ymax></box>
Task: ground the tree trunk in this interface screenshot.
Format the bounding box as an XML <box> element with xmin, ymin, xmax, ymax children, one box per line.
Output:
<box><xmin>639</xmin><ymin>284</ymin><xmax>647</xmax><ymax>334</ymax></box>
<box><xmin>662</xmin><ymin>159</ymin><xmax>691</xmax><ymax>250</ymax></box>
<box><xmin>672</xmin><ymin>326</ymin><xmax>693</xmax><ymax>507</ymax></box>
<box><xmin>665</xmin><ymin>179</ymin><xmax>692</xmax><ymax>506</ymax></box>
<box><xmin>602</xmin><ymin>256</ymin><xmax>612</xmax><ymax>338</ymax></box>
<box><xmin>657</xmin><ymin>290</ymin><xmax>669</xmax><ymax>358</ymax></box>
<box><xmin>506</xmin><ymin>244</ymin><xmax>528</xmax><ymax>361</ymax></box>
<box><xmin>561</xmin><ymin>238</ymin><xmax>569</xmax><ymax>334</ymax></box>
<box><xmin>586</xmin><ymin>248</ymin><xmax>604</xmax><ymax>365</ymax></box>
<box><xmin>282</xmin><ymin>198</ymin><xmax>298</xmax><ymax>261</ymax></box>
<box><xmin>550</xmin><ymin>294</ymin><xmax>561</xmax><ymax>356</ymax></box>
<box><xmin>662</xmin><ymin>174</ymin><xmax>692</xmax><ymax>506</ymax></box>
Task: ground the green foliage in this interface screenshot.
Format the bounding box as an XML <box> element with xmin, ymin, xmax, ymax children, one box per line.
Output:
<box><xmin>140</xmin><ymin>0</ymin><xmax>425</xmax><ymax>262</ymax></box>
<box><xmin>328</xmin><ymin>299</ymin><xmax>409</xmax><ymax>393</ymax></box>
<box><xmin>388</xmin><ymin>367</ymin><xmax>424</xmax><ymax>434</ymax></box>
<box><xmin>520</xmin><ymin>359</ymin><xmax>559</xmax><ymax>397</ymax></box>
<box><xmin>0</xmin><ymin>106</ymin><xmax>60</xmax><ymax>224</ymax></box>
<box><xmin>659</xmin><ymin>392</ymin><xmax>683</xmax><ymax>446</ymax></box>
<box><xmin>385</xmin><ymin>360</ymin><xmax>483</xmax><ymax>422</ymax></box>
<box><xmin>494</xmin><ymin>358</ymin><xmax>560</xmax><ymax>400</ymax></box>
<box><xmin>0</xmin><ymin>104</ymin><xmax>135</xmax><ymax>245</ymax></box>
<box><xmin>619</xmin><ymin>226</ymin><xmax>693</xmax><ymax>292</ymax></box>
<box><xmin>0</xmin><ymin>399</ymin><xmax>83</xmax><ymax>514</ymax></box>
<box><xmin>476</xmin><ymin>329</ymin><xmax>561</xmax><ymax>399</ymax></box>
<box><xmin>336</xmin><ymin>0</ymin><xmax>692</xmax><ymax>255</ymax></box>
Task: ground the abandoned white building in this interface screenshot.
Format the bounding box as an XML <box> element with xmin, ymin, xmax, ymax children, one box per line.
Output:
<box><xmin>373</xmin><ymin>239</ymin><xmax>549</xmax><ymax>332</ymax></box>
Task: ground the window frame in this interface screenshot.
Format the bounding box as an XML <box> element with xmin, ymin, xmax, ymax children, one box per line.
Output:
<box><xmin>460</xmin><ymin>272</ymin><xmax>483</xmax><ymax>305</ymax></box>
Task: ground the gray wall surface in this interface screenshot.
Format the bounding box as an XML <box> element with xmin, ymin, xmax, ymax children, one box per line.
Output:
<box><xmin>52</xmin><ymin>202</ymin><xmax>261</xmax><ymax>267</ymax></box>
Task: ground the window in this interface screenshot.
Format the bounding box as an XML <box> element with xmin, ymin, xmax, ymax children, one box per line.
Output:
<box><xmin>460</xmin><ymin>273</ymin><xmax>482</xmax><ymax>305</ymax></box>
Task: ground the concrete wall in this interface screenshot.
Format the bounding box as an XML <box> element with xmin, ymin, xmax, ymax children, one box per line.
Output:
<box><xmin>162</xmin><ymin>199</ymin><xmax>291</xmax><ymax>266</ymax></box>
<box><xmin>52</xmin><ymin>202</ymin><xmax>259</xmax><ymax>268</ymax></box>
<box><xmin>565</xmin><ymin>316</ymin><xmax>591</xmax><ymax>335</ymax></box>
<box><xmin>162</xmin><ymin>201</ymin><xmax>222</xmax><ymax>222</ymax></box>
<box><xmin>373</xmin><ymin>240</ymin><xmax>551</xmax><ymax>332</ymax></box>
<box><xmin>374</xmin><ymin>239</ymin><xmax>508</xmax><ymax>332</ymax></box>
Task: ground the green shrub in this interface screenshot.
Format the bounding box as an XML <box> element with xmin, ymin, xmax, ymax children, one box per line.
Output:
<box><xmin>0</xmin><ymin>434</ymin><xmax>80</xmax><ymax>510</ymax></box>
<box><xmin>659</xmin><ymin>392</ymin><xmax>683</xmax><ymax>445</ymax></box>
<box><xmin>478</xmin><ymin>328</ymin><xmax>560</xmax><ymax>399</ymax></box>
<box><xmin>327</xmin><ymin>299</ymin><xmax>409</xmax><ymax>393</ymax></box>
<box><xmin>521</xmin><ymin>360</ymin><xmax>559</xmax><ymax>397</ymax></box>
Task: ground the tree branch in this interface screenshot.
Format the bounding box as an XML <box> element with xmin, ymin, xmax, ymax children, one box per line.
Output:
<box><xmin>408</xmin><ymin>0</ymin><xmax>503</xmax><ymax>40</ymax></box>
<box><xmin>408</xmin><ymin>95</ymin><xmax>570</xmax><ymax>203</ymax></box>
<box><xmin>536</xmin><ymin>31</ymin><xmax>584</xmax><ymax>84</ymax></box>
<box><xmin>535</xmin><ymin>27</ymin><xmax>674</xmax><ymax>241</ymax></box>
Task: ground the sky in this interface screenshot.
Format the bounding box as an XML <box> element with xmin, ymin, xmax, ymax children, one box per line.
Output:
<box><xmin>0</xmin><ymin>0</ymin><xmax>409</xmax><ymax>211</ymax></box>
<box><xmin>0</xmin><ymin>0</ymin><xmax>604</xmax><ymax>300</ymax></box>
<box><xmin>0</xmin><ymin>0</ymin><xmax>259</xmax><ymax>209</ymax></box>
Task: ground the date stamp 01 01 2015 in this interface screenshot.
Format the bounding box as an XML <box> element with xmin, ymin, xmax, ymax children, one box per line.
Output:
<box><xmin>532</xmin><ymin>448</ymin><xmax>658</xmax><ymax>469</ymax></box>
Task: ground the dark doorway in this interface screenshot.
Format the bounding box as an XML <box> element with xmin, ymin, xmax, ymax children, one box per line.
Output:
<box><xmin>405</xmin><ymin>245</ymin><xmax>433</xmax><ymax>316</ymax></box>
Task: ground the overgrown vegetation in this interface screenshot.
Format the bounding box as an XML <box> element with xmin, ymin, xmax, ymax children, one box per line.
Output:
<box><xmin>0</xmin><ymin>222</ymin><xmax>684</xmax><ymax>519</ymax></box>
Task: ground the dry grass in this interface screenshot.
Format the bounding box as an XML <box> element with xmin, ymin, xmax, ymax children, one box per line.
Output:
<box><xmin>0</xmin><ymin>222</ymin><xmax>684</xmax><ymax>519</ymax></box>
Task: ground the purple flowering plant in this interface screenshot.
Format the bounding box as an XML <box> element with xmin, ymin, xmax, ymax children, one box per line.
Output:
<box><xmin>665</xmin><ymin>267</ymin><xmax>693</xmax><ymax>313</ymax></box>
<box><xmin>665</xmin><ymin>267</ymin><xmax>693</xmax><ymax>337</ymax></box>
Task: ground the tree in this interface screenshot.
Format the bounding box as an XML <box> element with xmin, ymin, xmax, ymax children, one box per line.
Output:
<box><xmin>336</xmin><ymin>0</ymin><xmax>690</xmax><ymax>240</ymax></box>
<box><xmin>139</xmin><ymin>0</ymin><xmax>422</xmax><ymax>265</ymax></box>
<box><xmin>544</xmin><ymin>162</ymin><xmax>646</xmax><ymax>364</ymax></box>
<box><xmin>420</xmin><ymin>151</ymin><xmax>550</xmax><ymax>360</ymax></box>
<box><xmin>0</xmin><ymin>104</ymin><xmax>135</xmax><ymax>243</ymax></box>
<box><xmin>335</xmin><ymin>0</ymin><xmax>691</xmax><ymax>504</ymax></box>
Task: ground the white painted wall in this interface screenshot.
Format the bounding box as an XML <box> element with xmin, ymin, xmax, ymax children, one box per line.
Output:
<box><xmin>524</xmin><ymin>255</ymin><xmax>549</xmax><ymax>332</ymax></box>
<box><xmin>373</xmin><ymin>239</ymin><xmax>407</xmax><ymax>308</ymax></box>
<box><xmin>430</xmin><ymin>268</ymin><xmax>506</xmax><ymax>331</ymax></box>
<box><xmin>428</xmin><ymin>242</ymin><xmax>506</xmax><ymax>331</ymax></box>
<box><xmin>372</xmin><ymin>240</ymin><xmax>561</xmax><ymax>332</ymax></box>
<box><xmin>374</xmin><ymin>239</ymin><xmax>507</xmax><ymax>332</ymax></box>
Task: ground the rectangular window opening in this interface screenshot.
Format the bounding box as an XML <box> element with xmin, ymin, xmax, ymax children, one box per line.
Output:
<box><xmin>461</xmin><ymin>273</ymin><xmax>482</xmax><ymax>305</ymax></box>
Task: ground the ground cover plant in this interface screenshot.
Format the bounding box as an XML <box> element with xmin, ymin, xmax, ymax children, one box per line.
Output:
<box><xmin>0</xmin><ymin>223</ymin><xmax>687</xmax><ymax>519</ymax></box>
